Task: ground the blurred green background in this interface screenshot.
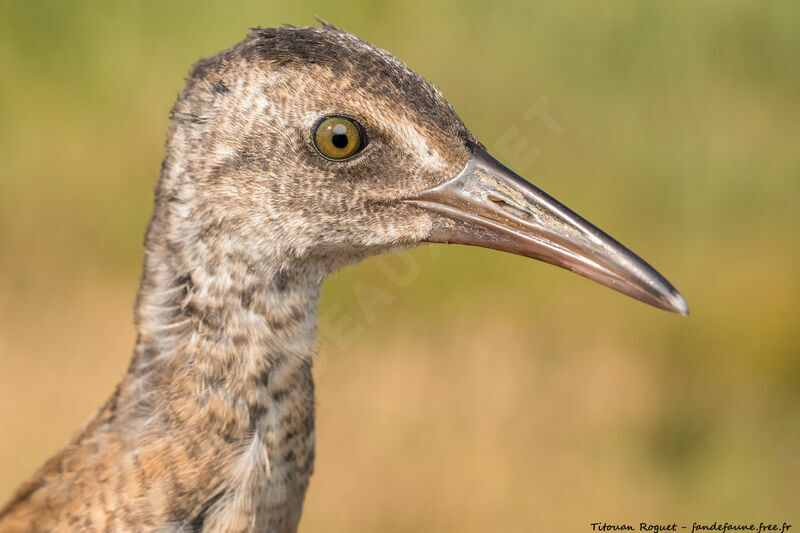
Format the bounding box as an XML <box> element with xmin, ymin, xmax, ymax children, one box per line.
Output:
<box><xmin>1</xmin><ymin>1</ymin><xmax>798</xmax><ymax>531</ymax></box>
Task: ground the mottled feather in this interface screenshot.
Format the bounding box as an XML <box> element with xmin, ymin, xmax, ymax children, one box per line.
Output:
<box><xmin>0</xmin><ymin>23</ymin><xmax>472</xmax><ymax>532</ymax></box>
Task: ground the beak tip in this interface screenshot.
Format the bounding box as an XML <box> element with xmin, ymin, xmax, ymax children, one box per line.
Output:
<box><xmin>667</xmin><ymin>291</ymin><xmax>690</xmax><ymax>317</ymax></box>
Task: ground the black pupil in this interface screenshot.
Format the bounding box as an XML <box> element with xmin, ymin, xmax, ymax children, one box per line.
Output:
<box><xmin>331</xmin><ymin>133</ymin><xmax>349</xmax><ymax>149</ymax></box>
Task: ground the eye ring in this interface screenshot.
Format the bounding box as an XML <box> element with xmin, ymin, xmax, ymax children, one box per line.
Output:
<box><xmin>312</xmin><ymin>116</ymin><xmax>367</xmax><ymax>161</ymax></box>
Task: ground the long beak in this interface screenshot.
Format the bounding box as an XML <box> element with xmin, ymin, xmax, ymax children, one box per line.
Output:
<box><xmin>405</xmin><ymin>141</ymin><xmax>689</xmax><ymax>315</ymax></box>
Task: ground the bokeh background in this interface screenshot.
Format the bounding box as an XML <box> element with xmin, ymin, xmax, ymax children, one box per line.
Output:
<box><xmin>1</xmin><ymin>1</ymin><xmax>798</xmax><ymax>531</ymax></box>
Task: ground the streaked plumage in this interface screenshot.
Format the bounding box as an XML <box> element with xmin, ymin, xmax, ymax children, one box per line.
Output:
<box><xmin>0</xmin><ymin>20</ymin><xmax>686</xmax><ymax>533</ymax></box>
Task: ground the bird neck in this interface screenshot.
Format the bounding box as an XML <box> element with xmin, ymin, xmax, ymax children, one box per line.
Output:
<box><xmin>132</xmin><ymin>244</ymin><xmax>323</xmax><ymax>381</ymax></box>
<box><xmin>121</xmin><ymin>221</ymin><xmax>321</xmax><ymax>526</ymax></box>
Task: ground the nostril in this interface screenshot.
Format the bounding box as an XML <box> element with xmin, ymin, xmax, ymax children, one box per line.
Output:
<box><xmin>487</xmin><ymin>194</ymin><xmax>531</xmax><ymax>220</ymax></box>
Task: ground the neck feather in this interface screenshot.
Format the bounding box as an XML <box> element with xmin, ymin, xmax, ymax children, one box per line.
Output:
<box><xmin>117</xmin><ymin>211</ymin><xmax>321</xmax><ymax>529</ymax></box>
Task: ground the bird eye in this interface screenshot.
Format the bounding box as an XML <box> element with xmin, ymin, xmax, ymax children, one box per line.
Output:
<box><xmin>313</xmin><ymin>116</ymin><xmax>365</xmax><ymax>160</ymax></box>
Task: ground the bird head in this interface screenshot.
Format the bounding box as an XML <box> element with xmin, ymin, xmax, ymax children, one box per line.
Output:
<box><xmin>157</xmin><ymin>23</ymin><xmax>687</xmax><ymax>315</ymax></box>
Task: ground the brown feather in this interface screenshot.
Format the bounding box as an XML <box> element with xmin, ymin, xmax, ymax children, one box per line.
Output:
<box><xmin>0</xmin><ymin>25</ymin><xmax>472</xmax><ymax>532</ymax></box>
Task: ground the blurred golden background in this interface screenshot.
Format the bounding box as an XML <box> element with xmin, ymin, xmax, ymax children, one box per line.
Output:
<box><xmin>1</xmin><ymin>1</ymin><xmax>798</xmax><ymax>531</ymax></box>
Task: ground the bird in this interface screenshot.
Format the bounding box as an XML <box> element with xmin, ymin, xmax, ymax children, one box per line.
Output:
<box><xmin>0</xmin><ymin>20</ymin><xmax>688</xmax><ymax>533</ymax></box>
